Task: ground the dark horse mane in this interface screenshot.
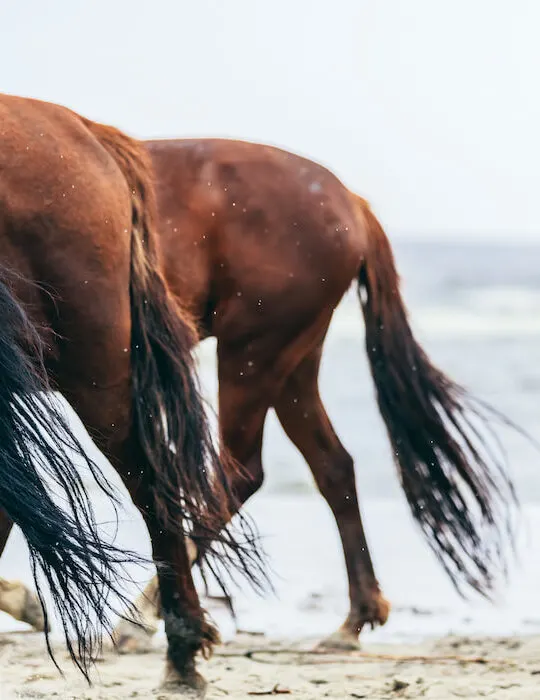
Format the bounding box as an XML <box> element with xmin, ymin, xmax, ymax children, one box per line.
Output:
<box><xmin>0</xmin><ymin>269</ymin><xmax>144</xmax><ymax>678</ymax></box>
<box><xmin>83</xmin><ymin>119</ymin><xmax>266</xmax><ymax>595</ymax></box>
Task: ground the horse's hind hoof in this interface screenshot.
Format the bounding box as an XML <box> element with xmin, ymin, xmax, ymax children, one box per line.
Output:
<box><xmin>319</xmin><ymin>593</ymin><xmax>391</xmax><ymax>651</ymax></box>
<box><xmin>161</xmin><ymin>662</ymin><xmax>207</xmax><ymax>697</ymax></box>
<box><xmin>160</xmin><ymin>680</ymin><xmax>207</xmax><ymax>698</ymax></box>
<box><xmin>317</xmin><ymin>628</ymin><xmax>362</xmax><ymax>652</ymax></box>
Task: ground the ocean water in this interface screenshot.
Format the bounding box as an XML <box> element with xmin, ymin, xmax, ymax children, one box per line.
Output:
<box><xmin>2</xmin><ymin>239</ymin><xmax>540</xmax><ymax>646</ymax></box>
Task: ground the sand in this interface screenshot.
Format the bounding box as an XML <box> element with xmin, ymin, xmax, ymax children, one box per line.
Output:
<box><xmin>0</xmin><ymin>632</ymin><xmax>539</xmax><ymax>699</ymax></box>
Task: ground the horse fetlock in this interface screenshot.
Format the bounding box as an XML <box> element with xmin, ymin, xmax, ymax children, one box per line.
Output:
<box><xmin>161</xmin><ymin>612</ymin><xmax>217</xmax><ymax>698</ymax></box>
<box><xmin>318</xmin><ymin>590</ymin><xmax>391</xmax><ymax>651</ymax></box>
<box><xmin>357</xmin><ymin>589</ymin><xmax>391</xmax><ymax>629</ymax></box>
<box><xmin>164</xmin><ymin>609</ymin><xmax>220</xmax><ymax>662</ymax></box>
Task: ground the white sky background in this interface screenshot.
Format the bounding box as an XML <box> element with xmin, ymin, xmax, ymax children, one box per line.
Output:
<box><xmin>1</xmin><ymin>0</ymin><xmax>539</xmax><ymax>240</ymax></box>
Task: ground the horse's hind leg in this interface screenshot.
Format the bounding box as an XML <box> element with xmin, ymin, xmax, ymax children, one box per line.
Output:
<box><xmin>113</xmin><ymin>538</ymin><xmax>198</xmax><ymax>654</ymax></box>
<box><xmin>54</xmin><ymin>316</ymin><xmax>212</xmax><ymax>692</ymax></box>
<box><xmin>114</xmin><ymin>341</ymin><xmax>271</xmax><ymax>652</ymax></box>
<box><xmin>67</xmin><ymin>384</ymin><xmax>213</xmax><ymax>692</ymax></box>
<box><xmin>274</xmin><ymin>346</ymin><xmax>390</xmax><ymax>649</ymax></box>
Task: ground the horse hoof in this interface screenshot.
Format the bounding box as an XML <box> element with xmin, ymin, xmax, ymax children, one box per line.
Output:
<box><xmin>161</xmin><ymin>664</ymin><xmax>207</xmax><ymax>698</ymax></box>
<box><xmin>113</xmin><ymin>621</ymin><xmax>155</xmax><ymax>654</ymax></box>
<box><xmin>317</xmin><ymin>628</ymin><xmax>362</xmax><ymax>652</ymax></box>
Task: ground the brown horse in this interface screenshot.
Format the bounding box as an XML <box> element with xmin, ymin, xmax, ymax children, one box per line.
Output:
<box><xmin>110</xmin><ymin>138</ymin><xmax>518</xmax><ymax>652</ymax></box>
<box><xmin>0</xmin><ymin>98</ymin><xmax>263</xmax><ymax>694</ymax></box>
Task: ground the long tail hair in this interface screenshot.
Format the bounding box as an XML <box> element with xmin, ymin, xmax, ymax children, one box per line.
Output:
<box><xmin>85</xmin><ymin>122</ymin><xmax>265</xmax><ymax>591</ymax></box>
<box><xmin>0</xmin><ymin>273</ymin><xmax>141</xmax><ymax>679</ymax></box>
<box><xmin>354</xmin><ymin>194</ymin><xmax>517</xmax><ymax>597</ymax></box>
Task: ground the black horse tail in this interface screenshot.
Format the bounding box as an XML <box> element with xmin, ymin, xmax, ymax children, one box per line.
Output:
<box><xmin>0</xmin><ymin>274</ymin><xmax>141</xmax><ymax>679</ymax></box>
<box><xmin>85</xmin><ymin>121</ymin><xmax>265</xmax><ymax>594</ymax></box>
<box><xmin>353</xmin><ymin>193</ymin><xmax>517</xmax><ymax>598</ymax></box>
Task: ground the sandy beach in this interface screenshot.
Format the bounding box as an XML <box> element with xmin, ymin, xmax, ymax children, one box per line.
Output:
<box><xmin>0</xmin><ymin>631</ymin><xmax>538</xmax><ymax>699</ymax></box>
<box><xmin>1</xmin><ymin>254</ymin><xmax>540</xmax><ymax>698</ymax></box>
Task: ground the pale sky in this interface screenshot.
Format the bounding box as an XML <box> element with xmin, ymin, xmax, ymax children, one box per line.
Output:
<box><xmin>1</xmin><ymin>1</ymin><xmax>538</xmax><ymax>240</ymax></box>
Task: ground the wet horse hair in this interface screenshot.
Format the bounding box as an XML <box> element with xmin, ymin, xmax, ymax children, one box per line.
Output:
<box><xmin>0</xmin><ymin>271</ymin><xmax>140</xmax><ymax>677</ymax></box>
